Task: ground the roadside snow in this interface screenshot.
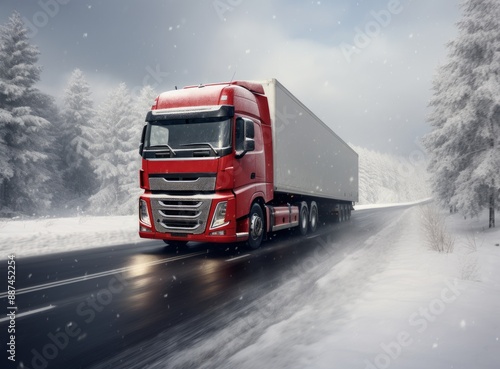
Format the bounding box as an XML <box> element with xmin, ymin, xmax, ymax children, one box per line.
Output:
<box><xmin>220</xmin><ymin>207</ymin><xmax>500</xmax><ymax>369</ymax></box>
<box><xmin>0</xmin><ymin>215</ymin><xmax>145</xmax><ymax>259</ymax></box>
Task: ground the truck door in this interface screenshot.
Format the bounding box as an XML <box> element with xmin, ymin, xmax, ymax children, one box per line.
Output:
<box><xmin>234</xmin><ymin>118</ymin><xmax>258</xmax><ymax>218</ymax></box>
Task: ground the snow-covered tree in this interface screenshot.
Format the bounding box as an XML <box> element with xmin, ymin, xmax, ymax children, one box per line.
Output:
<box><xmin>89</xmin><ymin>83</ymin><xmax>138</xmax><ymax>215</ymax></box>
<box><xmin>0</xmin><ymin>12</ymin><xmax>54</xmax><ymax>215</ymax></box>
<box><xmin>423</xmin><ymin>0</ymin><xmax>500</xmax><ymax>228</ymax></box>
<box><xmin>60</xmin><ymin>69</ymin><xmax>98</xmax><ymax>200</ymax></box>
<box><xmin>133</xmin><ymin>85</ymin><xmax>157</xmax><ymax>131</ymax></box>
<box><xmin>132</xmin><ymin>85</ymin><xmax>157</xmax><ymax>152</ymax></box>
<box><xmin>351</xmin><ymin>145</ymin><xmax>430</xmax><ymax>205</ymax></box>
<box><xmin>121</xmin><ymin>85</ymin><xmax>158</xmax><ymax>213</ymax></box>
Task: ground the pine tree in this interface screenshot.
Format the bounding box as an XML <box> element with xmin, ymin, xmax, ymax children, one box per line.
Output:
<box><xmin>423</xmin><ymin>0</ymin><xmax>500</xmax><ymax>228</ymax></box>
<box><xmin>26</xmin><ymin>87</ymin><xmax>66</xmax><ymax>209</ymax></box>
<box><xmin>89</xmin><ymin>83</ymin><xmax>138</xmax><ymax>215</ymax></box>
<box><xmin>60</xmin><ymin>69</ymin><xmax>98</xmax><ymax>201</ymax></box>
<box><xmin>0</xmin><ymin>12</ymin><xmax>54</xmax><ymax>215</ymax></box>
<box><xmin>126</xmin><ymin>85</ymin><xmax>157</xmax><ymax>209</ymax></box>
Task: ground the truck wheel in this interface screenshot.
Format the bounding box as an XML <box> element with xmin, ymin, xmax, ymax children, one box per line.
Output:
<box><xmin>335</xmin><ymin>207</ymin><xmax>342</xmax><ymax>223</ymax></box>
<box><xmin>247</xmin><ymin>203</ymin><xmax>264</xmax><ymax>249</ymax></box>
<box><xmin>309</xmin><ymin>201</ymin><xmax>319</xmax><ymax>233</ymax></box>
<box><xmin>298</xmin><ymin>201</ymin><xmax>309</xmax><ymax>236</ymax></box>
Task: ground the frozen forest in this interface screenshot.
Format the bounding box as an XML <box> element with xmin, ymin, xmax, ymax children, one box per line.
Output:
<box><xmin>0</xmin><ymin>12</ymin><xmax>157</xmax><ymax>217</ymax></box>
<box><xmin>1</xmin><ymin>11</ymin><xmax>429</xmax><ymax>219</ymax></box>
<box><xmin>424</xmin><ymin>0</ymin><xmax>500</xmax><ymax>228</ymax></box>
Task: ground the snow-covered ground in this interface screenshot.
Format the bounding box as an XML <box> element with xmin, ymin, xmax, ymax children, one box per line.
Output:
<box><xmin>1</xmin><ymin>204</ymin><xmax>499</xmax><ymax>368</ymax></box>
<box><xmin>0</xmin><ymin>215</ymin><xmax>145</xmax><ymax>259</ymax></box>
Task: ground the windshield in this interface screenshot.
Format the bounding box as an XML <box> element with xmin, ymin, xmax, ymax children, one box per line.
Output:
<box><xmin>146</xmin><ymin>118</ymin><xmax>231</xmax><ymax>151</ymax></box>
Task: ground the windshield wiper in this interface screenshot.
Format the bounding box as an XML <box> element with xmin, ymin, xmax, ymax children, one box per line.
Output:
<box><xmin>147</xmin><ymin>144</ymin><xmax>177</xmax><ymax>156</ymax></box>
<box><xmin>180</xmin><ymin>143</ymin><xmax>219</xmax><ymax>156</ymax></box>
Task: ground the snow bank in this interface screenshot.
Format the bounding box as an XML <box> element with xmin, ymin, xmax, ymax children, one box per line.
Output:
<box><xmin>221</xmin><ymin>208</ymin><xmax>500</xmax><ymax>369</ymax></box>
<box><xmin>0</xmin><ymin>215</ymin><xmax>145</xmax><ymax>259</ymax></box>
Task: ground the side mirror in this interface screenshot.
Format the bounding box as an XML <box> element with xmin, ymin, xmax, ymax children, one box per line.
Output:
<box><xmin>235</xmin><ymin>117</ymin><xmax>255</xmax><ymax>158</ymax></box>
<box><xmin>245</xmin><ymin>119</ymin><xmax>254</xmax><ymax>139</ymax></box>
<box><xmin>139</xmin><ymin>125</ymin><xmax>147</xmax><ymax>156</ymax></box>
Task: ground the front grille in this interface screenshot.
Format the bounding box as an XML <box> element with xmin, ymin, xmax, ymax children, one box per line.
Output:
<box><xmin>149</xmin><ymin>174</ymin><xmax>216</xmax><ymax>192</ymax></box>
<box><xmin>150</xmin><ymin>195</ymin><xmax>212</xmax><ymax>234</ymax></box>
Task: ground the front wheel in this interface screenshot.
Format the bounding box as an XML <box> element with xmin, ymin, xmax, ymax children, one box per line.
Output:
<box><xmin>247</xmin><ymin>203</ymin><xmax>265</xmax><ymax>250</ymax></box>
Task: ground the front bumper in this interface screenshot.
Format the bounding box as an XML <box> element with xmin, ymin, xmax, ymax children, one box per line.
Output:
<box><xmin>139</xmin><ymin>191</ymin><xmax>242</xmax><ymax>243</ymax></box>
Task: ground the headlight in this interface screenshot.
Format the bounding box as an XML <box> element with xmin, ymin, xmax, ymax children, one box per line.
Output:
<box><xmin>210</xmin><ymin>201</ymin><xmax>228</xmax><ymax>229</ymax></box>
<box><xmin>139</xmin><ymin>199</ymin><xmax>151</xmax><ymax>227</ymax></box>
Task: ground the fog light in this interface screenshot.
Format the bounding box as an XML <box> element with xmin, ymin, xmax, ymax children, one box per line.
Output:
<box><xmin>210</xmin><ymin>230</ymin><xmax>226</xmax><ymax>236</ymax></box>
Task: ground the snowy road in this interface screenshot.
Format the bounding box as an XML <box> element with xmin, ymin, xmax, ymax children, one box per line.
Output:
<box><xmin>0</xmin><ymin>204</ymin><xmax>413</xmax><ymax>369</ymax></box>
<box><xmin>2</xmin><ymin>203</ymin><xmax>498</xmax><ymax>369</ymax></box>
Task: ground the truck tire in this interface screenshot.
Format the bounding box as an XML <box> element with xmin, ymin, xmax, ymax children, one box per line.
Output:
<box><xmin>298</xmin><ymin>201</ymin><xmax>309</xmax><ymax>236</ymax></box>
<box><xmin>335</xmin><ymin>206</ymin><xmax>342</xmax><ymax>223</ymax></box>
<box><xmin>309</xmin><ymin>201</ymin><xmax>319</xmax><ymax>233</ymax></box>
<box><xmin>247</xmin><ymin>203</ymin><xmax>264</xmax><ymax>249</ymax></box>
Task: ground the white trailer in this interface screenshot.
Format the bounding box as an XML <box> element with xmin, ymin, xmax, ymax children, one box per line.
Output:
<box><xmin>261</xmin><ymin>79</ymin><xmax>359</xmax><ymax>203</ymax></box>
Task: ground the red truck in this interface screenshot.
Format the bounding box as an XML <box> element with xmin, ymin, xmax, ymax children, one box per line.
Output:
<box><xmin>139</xmin><ymin>79</ymin><xmax>358</xmax><ymax>249</ymax></box>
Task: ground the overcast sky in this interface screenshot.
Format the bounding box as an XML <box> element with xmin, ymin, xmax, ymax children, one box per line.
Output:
<box><xmin>0</xmin><ymin>0</ymin><xmax>461</xmax><ymax>155</ymax></box>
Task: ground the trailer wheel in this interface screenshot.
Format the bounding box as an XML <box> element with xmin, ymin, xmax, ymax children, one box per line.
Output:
<box><xmin>336</xmin><ymin>206</ymin><xmax>342</xmax><ymax>223</ymax></box>
<box><xmin>309</xmin><ymin>201</ymin><xmax>319</xmax><ymax>233</ymax></box>
<box><xmin>247</xmin><ymin>203</ymin><xmax>264</xmax><ymax>249</ymax></box>
<box><xmin>298</xmin><ymin>201</ymin><xmax>309</xmax><ymax>236</ymax></box>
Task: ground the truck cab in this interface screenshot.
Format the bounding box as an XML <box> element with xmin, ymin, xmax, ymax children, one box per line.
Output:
<box><xmin>139</xmin><ymin>81</ymin><xmax>274</xmax><ymax>247</ymax></box>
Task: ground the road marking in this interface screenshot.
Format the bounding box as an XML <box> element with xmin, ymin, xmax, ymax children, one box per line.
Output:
<box><xmin>306</xmin><ymin>234</ymin><xmax>320</xmax><ymax>239</ymax></box>
<box><xmin>0</xmin><ymin>251</ymin><xmax>206</xmax><ymax>298</ymax></box>
<box><xmin>225</xmin><ymin>254</ymin><xmax>250</xmax><ymax>262</ymax></box>
<box><xmin>0</xmin><ymin>305</ymin><xmax>56</xmax><ymax>323</ymax></box>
